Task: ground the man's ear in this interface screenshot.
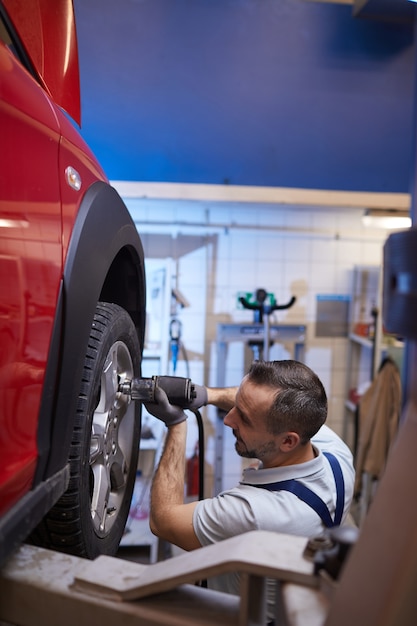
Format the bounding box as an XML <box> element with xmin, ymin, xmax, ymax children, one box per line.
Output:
<box><xmin>279</xmin><ymin>432</ymin><xmax>300</xmax><ymax>452</ymax></box>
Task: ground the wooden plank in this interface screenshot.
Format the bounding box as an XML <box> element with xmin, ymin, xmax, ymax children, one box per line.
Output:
<box><xmin>72</xmin><ymin>530</ymin><xmax>316</xmax><ymax>602</ymax></box>
<box><xmin>0</xmin><ymin>532</ymin><xmax>323</xmax><ymax>626</ymax></box>
<box><xmin>0</xmin><ymin>544</ymin><xmax>240</xmax><ymax>626</ymax></box>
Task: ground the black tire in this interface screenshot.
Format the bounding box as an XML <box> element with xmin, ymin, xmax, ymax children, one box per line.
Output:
<box><xmin>33</xmin><ymin>302</ymin><xmax>142</xmax><ymax>558</ymax></box>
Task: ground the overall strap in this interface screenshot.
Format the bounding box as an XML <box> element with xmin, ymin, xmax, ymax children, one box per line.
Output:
<box><xmin>250</xmin><ymin>452</ymin><xmax>345</xmax><ymax>528</ymax></box>
<box><xmin>323</xmin><ymin>451</ymin><xmax>345</xmax><ymax>527</ymax></box>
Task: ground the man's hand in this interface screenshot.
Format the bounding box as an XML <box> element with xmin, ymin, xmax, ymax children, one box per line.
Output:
<box><xmin>145</xmin><ymin>386</ymin><xmax>187</xmax><ymax>426</ymax></box>
<box><xmin>189</xmin><ymin>384</ymin><xmax>208</xmax><ymax>409</ymax></box>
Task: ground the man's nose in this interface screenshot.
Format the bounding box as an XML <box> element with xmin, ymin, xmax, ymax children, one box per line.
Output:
<box><xmin>223</xmin><ymin>407</ymin><xmax>236</xmax><ymax>429</ymax></box>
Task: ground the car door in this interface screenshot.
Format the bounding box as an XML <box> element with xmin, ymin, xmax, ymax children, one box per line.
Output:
<box><xmin>0</xmin><ymin>15</ymin><xmax>62</xmax><ymax>515</ymax></box>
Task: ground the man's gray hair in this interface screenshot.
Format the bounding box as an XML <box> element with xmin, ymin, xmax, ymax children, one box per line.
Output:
<box><xmin>246</xmin><ymin>360</ymin><xmax>328</xmax><ymax>443</ymax></box>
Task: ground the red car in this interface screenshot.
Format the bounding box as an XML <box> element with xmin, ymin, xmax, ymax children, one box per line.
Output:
<box><xmin>0</xmin><ymin>0</ymin><xmax>145</xmax><ymax>567</ymax></box>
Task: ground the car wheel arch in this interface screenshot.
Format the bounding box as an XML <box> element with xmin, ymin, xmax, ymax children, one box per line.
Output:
<box><xmin>40</xmin><ymin>180</ymin><xmax>145</xmax><ymax>481</ymax></box>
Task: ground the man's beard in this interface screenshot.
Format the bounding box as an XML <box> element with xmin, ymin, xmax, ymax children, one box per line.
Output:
<box><xmin>233</xmin><ymin>432</ymin><xmax>276</xmax><ymax>459</ymax></box>
<box><xmin>234</xmin><ymin>439</ymin><xmax>257</xmax><ymax>459</ymax></box>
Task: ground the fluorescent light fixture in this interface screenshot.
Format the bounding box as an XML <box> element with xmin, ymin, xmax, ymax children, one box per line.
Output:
<box><xmin>362</xmin><ymin>209</ymin><xmax>411</xmax><ymax>230</ymax></box>
<box><xmin>408</xmin><ymin>0</ymin><xmax>417</xmax><ymax>4</ymax></box>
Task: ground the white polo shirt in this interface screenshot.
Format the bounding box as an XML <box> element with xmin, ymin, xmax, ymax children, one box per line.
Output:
<box><xmin>193</xmin><ymin>425</ymin><xmax>355</xmax><ymax>620</ymax></box>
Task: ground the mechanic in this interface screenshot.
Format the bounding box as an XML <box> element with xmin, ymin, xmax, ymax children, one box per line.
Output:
<box><xmin>146</xmin><ymin>360</ymin><xmax>355</xmax><ymax>624</ymax></box>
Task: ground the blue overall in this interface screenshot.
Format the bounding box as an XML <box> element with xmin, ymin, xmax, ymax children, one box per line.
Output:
<box><xmin>253</xmin><ymin>452</ymin><xmax>345</xmax><ymax>528</ymax></box>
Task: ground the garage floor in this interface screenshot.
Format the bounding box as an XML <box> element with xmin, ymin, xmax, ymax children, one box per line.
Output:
<box><xmin>116</xmin><ymin>544</ymin><xmax>153</xmax><ymax>564</ymax></box>
<box><xmin>117</xmin><ymin>538</ymin><xmax>174</xmax><ymax>565</ymax></box>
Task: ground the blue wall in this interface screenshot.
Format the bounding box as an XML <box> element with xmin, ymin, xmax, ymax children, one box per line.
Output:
<box><xmin>74</xmin><ymin>0</ymin><xmax>416</xmax><ymax>193</ymax></box>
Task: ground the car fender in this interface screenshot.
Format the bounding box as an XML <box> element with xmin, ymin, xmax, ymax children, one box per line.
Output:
<box><xmin>35</xmin><ymin>180</ymin><xmax>145</xmax><ymax>482</ymax></box>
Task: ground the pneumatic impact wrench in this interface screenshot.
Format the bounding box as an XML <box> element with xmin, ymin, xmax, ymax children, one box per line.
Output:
<box><xmin>118</xmin><ymin>375</ymin><xmax>197</xmax><ymax>408</ymax></box>
<box><xmin>119</xmin><ymin>374</ymin><xmax>206</xmax><ymax>502</ymax></box>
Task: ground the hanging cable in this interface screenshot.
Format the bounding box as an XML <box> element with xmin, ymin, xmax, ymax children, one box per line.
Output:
<box><xmin>190</xmin><ymin>408</ymin><xmax>205</xmax><ymax>502</ymax></box>
<box><xmin>169</xmin><ymin>319</ymin><xmax>182</xmax><ymax>373</ymax></box>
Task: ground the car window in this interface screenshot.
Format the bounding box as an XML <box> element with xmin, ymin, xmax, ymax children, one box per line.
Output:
<box><xmin>0</xmin><ymin>8</ymin><xmax>34</xmax><ymax>75</ymax></box>
<box><xmin>0</xmin><ymin>10</ymin><xmax>17</xmax><ymax>53</ymax></box>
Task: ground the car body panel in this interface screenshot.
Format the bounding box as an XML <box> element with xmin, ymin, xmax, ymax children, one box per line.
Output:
<box><xmin>2</xmin><ymin>0</ymin><xmax>81</xmax><ymax>124</ymax></box>
<box><xmin>0</xmin><ymin>0</ymin><xmax>146</xmax><ymax>563</ymax></box>
<box><xmin>55</xmin><ymin>105</ymin><xmax>108</xmax><ymax>263</ymax></box>
<box><xmin>0</xmin><ymin>37</ymin><xmax>62</xmax><ymax>516</ymax></box>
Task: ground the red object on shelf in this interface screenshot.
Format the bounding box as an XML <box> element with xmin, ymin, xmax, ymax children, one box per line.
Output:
<box><xmin>353</xmin><ymin>322</ymin><xmax>371</xmax><ymax>337</ymax></box>
<box><xmin>349</xmin><ymin>388</ymin><xmax>361</xmax><ymax>405</ymax></box>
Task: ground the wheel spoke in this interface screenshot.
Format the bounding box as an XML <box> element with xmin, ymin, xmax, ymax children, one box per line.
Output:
<box><xmin>111</xmin><ymin>447</ymin><xmax>127</xmax><ymax>490</ymax></box>
<box><xmin>97</xmin><ymin>350</ymin><xmax>119</xmax><ymax>414</ymax></box>
<box><xmin>91</xmin><ymin>463</ymin><xmax>111</xmax><ymax>531</ymax></box>
<box><xmin>90</xmin><ymin>421</ymin><xmax>105</xmax><ymax>464</ymax></box>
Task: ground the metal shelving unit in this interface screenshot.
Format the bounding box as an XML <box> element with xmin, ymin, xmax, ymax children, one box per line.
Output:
<box><xmin>343</xmin><ymin>265</ymin><xmax>404</xmax><ymax>453</ymax></box>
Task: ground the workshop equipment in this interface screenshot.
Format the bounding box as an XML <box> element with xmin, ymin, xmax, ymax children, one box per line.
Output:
<box><xmin>120</xmin><ymin>374</ymin><xmax>206</xmax><ymax>502</ymax></box>
<box><xmin>239</xmin><ymin>288</ymin><xmax>296</xmax><ymax>360</ymax></box>
<box><xmin>0</xmin><ymin>531</ymin><xmax>323</xmax><ymax>626</ymax></box>
<box><xmin>119</xmin><ymin>374</ymin><xmax>196</xmax><ymax>406</ymax></box>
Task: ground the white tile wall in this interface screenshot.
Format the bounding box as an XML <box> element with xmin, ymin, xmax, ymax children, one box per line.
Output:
<box><xmin>128</xmin><ymin>198</ymin><xmax>392</xmax><ymax>495</ymax></box>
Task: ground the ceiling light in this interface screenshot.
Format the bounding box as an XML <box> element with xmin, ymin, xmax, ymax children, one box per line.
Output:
<box><xmin>362</xmin><ymin>209</ymin><xmax>411</xmax><ymax>229</ymax></box>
